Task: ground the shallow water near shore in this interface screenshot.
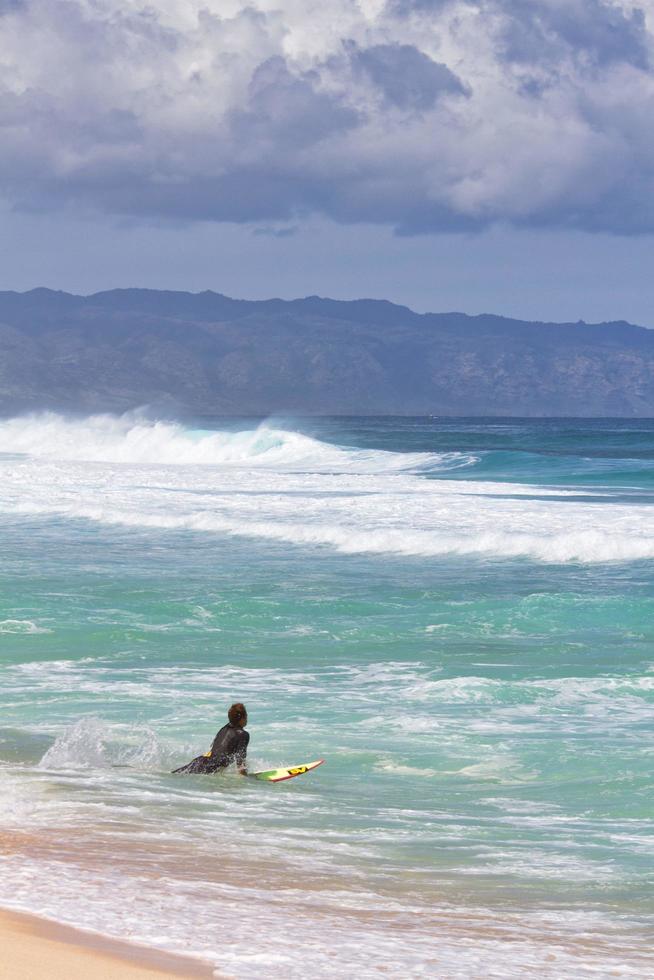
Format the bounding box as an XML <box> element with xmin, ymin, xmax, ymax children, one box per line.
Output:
<box><xmin>1</xmin><ymin>415</ymin><xmax>653</xmax><ymax>977</ymax></box>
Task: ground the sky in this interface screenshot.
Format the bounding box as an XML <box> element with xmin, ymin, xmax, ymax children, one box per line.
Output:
<box><xmin>1</xmin><ymin>0</ymin><xmax>653</xmax><ymax>324</ymax></box>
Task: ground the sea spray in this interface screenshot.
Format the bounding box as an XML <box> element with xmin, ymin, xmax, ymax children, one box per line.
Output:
<box><xmin>39</xmin><ymin>717</ymin><xmax>171</xmax><ymax>771</ymax></box>
<box><xmin>0</xmin><ymin>411</ymin><xmax>457</xmax><ymax>471</ymax></box>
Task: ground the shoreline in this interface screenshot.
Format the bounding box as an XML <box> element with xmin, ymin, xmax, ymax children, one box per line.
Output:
<box><xmin>0</xmin><ymin>907</ymin><xmax>218</xmax><ymax>980</ymax></box>
<box><xmin>1</xmin><ymin>833</ymin><xmax>653</xmax><ymax>978</ymax></box>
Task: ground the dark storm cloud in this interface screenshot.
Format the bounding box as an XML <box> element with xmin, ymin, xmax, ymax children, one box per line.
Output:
<box><xmin>1</xmin><ymin>0</ymin><xmax>654</xmax><ymax>235</ymax></box>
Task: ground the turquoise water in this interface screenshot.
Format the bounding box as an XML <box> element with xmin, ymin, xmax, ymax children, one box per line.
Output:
<box><xmin>0</xmin><ymin>414</ymin><xmax>653</xmax><ymax>977</ymax></box>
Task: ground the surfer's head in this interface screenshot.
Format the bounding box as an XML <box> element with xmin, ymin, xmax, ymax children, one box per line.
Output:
<box><xmin>228</xmin><ymin>702</ymin><xmax>247</xmax><ymax>728</ymax></box>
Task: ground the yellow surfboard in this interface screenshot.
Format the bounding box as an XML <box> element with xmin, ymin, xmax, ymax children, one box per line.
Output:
<box><xmin>251</xmin><ymin>759</ymin><xmax>325</xmax><ymax>783</ymax></box>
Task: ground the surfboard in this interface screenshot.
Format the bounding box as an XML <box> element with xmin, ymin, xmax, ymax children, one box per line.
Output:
<box><xmin>251</xmin><ymin>759</ymin><xmax>325</xmax><ymax>783</ymax></box>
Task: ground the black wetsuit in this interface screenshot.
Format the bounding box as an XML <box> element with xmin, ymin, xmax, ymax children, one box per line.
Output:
<box><xmin>173</xmin><ymin>723</ymin><xmax>249</xmax><ymax>774</ymax></box>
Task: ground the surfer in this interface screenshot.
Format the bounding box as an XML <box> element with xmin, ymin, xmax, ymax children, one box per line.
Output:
<box><xmin>172</xmin><ymin>703</ymin><xmax>249</xmax><ymax>775</ymax></box>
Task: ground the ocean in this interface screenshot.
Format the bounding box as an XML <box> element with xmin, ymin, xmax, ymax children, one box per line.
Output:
<box><xmin>0</xmin><ymin>413</ymin><xmax>652</xmax><ymax>978</ymax></box>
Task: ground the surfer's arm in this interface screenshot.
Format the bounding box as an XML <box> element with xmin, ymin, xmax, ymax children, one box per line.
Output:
<box><xmin>235</xmin><ymin>730</ymin><xmax>249</xmax><ymax>775</ymax></box>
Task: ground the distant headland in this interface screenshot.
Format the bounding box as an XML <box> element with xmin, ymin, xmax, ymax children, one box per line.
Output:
<box><xmin>1</xmin><ymin>288</ymin><xmax>652</xmax><ymax>417</ymax></box>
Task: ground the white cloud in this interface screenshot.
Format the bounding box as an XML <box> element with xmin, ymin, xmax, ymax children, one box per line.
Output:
<box><xmin>0</xmin><ymin>0</ymin><xmax>653</xmax><ymax>232</ymax></box>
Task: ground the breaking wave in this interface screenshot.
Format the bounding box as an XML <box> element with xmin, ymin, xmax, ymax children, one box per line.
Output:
<box><xmin>14</xmin><ymin>502</ymin><xmax>654</xmax><ymax>564</ymax></box>
<box><xmin>1</xmin><ymin>412</ymin><xmax>653</xmax><ymax>564</ymax></box>
<box><xmin>0</xmin><ymin>411</ymin><xmax>465</xmax><ymax>474</ymax></box>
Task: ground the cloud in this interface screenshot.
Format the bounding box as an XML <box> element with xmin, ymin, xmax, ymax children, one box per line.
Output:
<box><xmin>388</xmin><ymin>0</ymin><xmax>463</xmax><ymax>12</ymax></box>
<box><xmin>0</xmin><ymin>0</ymin><xmax>653</xmax><ymax>233</ymax></box>
<box><xmin>234</xmin><ymin>55</ymin><xmax>359</xmax><ymax>150</ymax></box>
<box><xmin>349</xmin><ymin>42</ymin><xmax>467</xmax><ymax>109</ymax></box>
<box><xmin>497</xmin><ymin>0</ymin><xmax>648</xmax><ymax>70</ymax></box>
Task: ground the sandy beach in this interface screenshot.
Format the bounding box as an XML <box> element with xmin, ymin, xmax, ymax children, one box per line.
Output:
<box><xmin>0</xmin><ymin>909</ymin><xmax>216</xmax><ymax>980</ymax></box>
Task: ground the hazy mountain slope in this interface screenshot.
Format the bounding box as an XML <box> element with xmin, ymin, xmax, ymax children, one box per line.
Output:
<box><xmin>0</xmin><ymin>288</ymin><xmax>652</xmax><ymax>416</ymax></box>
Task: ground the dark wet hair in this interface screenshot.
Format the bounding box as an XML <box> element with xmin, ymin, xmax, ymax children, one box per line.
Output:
<box><xmin>228</xmin><ymin>702</ymin><xmax>247</xmax><ymax>726</ymax></box>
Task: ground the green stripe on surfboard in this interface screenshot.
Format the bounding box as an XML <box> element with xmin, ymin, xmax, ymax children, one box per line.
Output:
<box><xmin>251</xmin><ymin>759</ymin><xmax>325</xmax><ymax>783</ymax></box>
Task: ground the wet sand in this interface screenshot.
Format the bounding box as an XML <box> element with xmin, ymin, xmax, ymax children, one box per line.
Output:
<box><xmin>0</xmin><ymin>909</ymin><xmax>217</xmax><ymax>980</ymax></box>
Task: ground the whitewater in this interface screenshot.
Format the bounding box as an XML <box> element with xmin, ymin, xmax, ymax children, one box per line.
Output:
<box><xmin>1</xmin><ymin>412</ymin><xmax>653</xmax><ymax>563</ymax></box>
<box><xmin>0</xmin><ymin>413</ymin><xmax>653</xmax><ymax>978</ymax></box>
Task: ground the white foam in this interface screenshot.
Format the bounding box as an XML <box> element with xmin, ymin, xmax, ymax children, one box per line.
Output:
<box><xmin>374</xmin><ymin>760</ymin><xmax>440</xmax><ymax>777</ymax></box>
<box><xmin>0</xmin><ymin>619</ymin><xmax>51</xmax><ymax>634</ymax></box>
<box><xmin>0</xmin><ymin>411</ymin><xmax>455</xmax><ymax>473</ymax></box>
<box><xmin>38</xmin><ymin>717</ymin><xmax>169</xmax><ymax>771</ymax></box>
<box><xmin>0</xmin><ymin>412</ymin><xmax>653</xmax><ymax>564</ymax></box>
<box><xmin>0</xmin><ymin>853</ymin><xmax>650</xmax><ymax>980</ymax></box>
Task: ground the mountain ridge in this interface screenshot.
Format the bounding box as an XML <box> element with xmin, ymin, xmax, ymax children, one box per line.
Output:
<box><xmin>0</xmin><ymin>288</ymin><xmax>652</xmax><ymax>416</ymax></box>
